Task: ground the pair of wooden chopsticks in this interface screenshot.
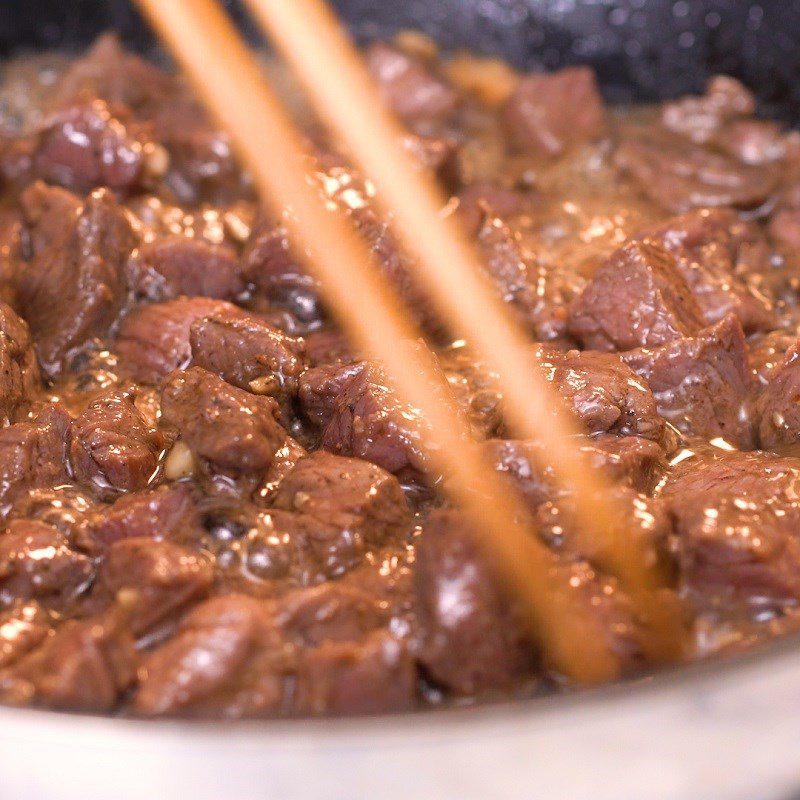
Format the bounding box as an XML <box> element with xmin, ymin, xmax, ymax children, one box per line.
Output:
<box><xmin>134</xmin><ymin>0</ymin><xmax>682</xmax><ymax>679</ymax></box>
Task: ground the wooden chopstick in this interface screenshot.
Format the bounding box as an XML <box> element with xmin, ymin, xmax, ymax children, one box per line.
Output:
<box><xmin>134</xmin><ymin>0</ymin><xmax>626</xmax><ymax>682</ymax></box>
<box><xmin>241</xmin><ymin>0</ymin><xmax>680</xmax><ymax>651</ymax></box>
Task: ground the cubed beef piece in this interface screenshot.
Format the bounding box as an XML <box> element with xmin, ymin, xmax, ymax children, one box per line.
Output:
<box><xmin>116</xmin><ymin>297</ymin><xmax>245</xmax><ymax>384</ymax></box>
<box><xmin>622</xmin><ymin>314</ymin><xmax>753</xmax><ymax>449</ymax></box>
<box><xmin>414</xmin><ymin>509</ymin><xmax>535</xmax><ymax>695</ymax></box>
<box><xmin>615</xmin><ymin>129</ymin><xmax>778</xmax><ymax>214</ymax></box>
<box><xmin>0</xmin><ymin>405</ymin><xmax>71</xmax><ymax>509</ymax></box>
<box><xmin>0</xmin><ymin>301</ymin><xmax>41</xmax><ymax>425</ymax></box>
<box><xmin>483</xmin><ymin>434</ymin><xmax>666</xmax><ymax>509</ymax></box>
<box><xmin>503</xmin><ymin>67</ymin><xmax>607</xmax><ymax>156</ymax></box>
<box><xmin>133</xmin><ymin>594</ymin><xmax>287</xmax><ymax>718</ymax></box>
<box><xmin>662</xmin><ymin>75</ymin><xmax>756</xmax><ymax>143</ymax></box>
<box><xmin>644</xmin><ymin>208</ymin><xmax>775</xmax><ymax>333</ymax></box>
<box><xmin>568</xmin><ymin>240</ymin><xmax>705</xmax><ymax>351</ymax></box>
<box><xmin>17</xmin><ymin>185</ymin><xmax>138</xmax><ymax>377</ymax></box>
<box><xmin>0</xmin><ymin>519</ymin><xmax>93</xmax><ymax>608</ymax></box>
<box><xmin>160</xmin><ymin>367</ymin><xmax>286</xmax><ymax>478</ymax></box>
<box><xmin>669</xmin><ymin>491</ymin><xmax>800</xmax><ymax>614</ymax></box>
<box><xmin>189</xmin><ymin>313</ymin><xmax>307</xmax><ymax>411</ymax></box>
<box><xmin>0</xmin><ymin>609</ymin><xmax>136</xmax><ymax>711</ymax></box>
<box><xmin>365</xmin><ymin>42</ymin><xmax>459</xmax><ymax>126</ymax></box>
<box><xmin>68</xmin><ymin>390</ymin><xmax>165</xmax><ymax>496</ymax></box>
<box><xmin>753</xmin><ymin>342</ymin><xmax>800</xmax><ymax>450</ymax></box>
<box><xmin>304</xmin><ymin>329</ymin><xmax>354</xmax><ymax>367</ymax></box>
<box><xmin>271</xmin><ymin>452</ymin><xmax>412</xmax><ymax>577</ymax></box>
<box><xmin>98</xmin><ymin>537</ymin><xmax>214</xmax><ymax>634</ymax></box>
<box><xmin>18</xmin><ymin>180</ymin><xmax>81</xmax><ymax>255</ymax></box>
<box><xmin>299</xmin><ymin>348</ymin><xmax>463</xmax><ymax>475</ymax></box>
<box><xmin>294</xmin><ymin>631</ymin><xmax>415</xmax><ymax>715</ymax></box>
<box><xmin>455</xmin><ymin>182</ymin><xmax>534</xmax><ymax>237</ymax></box>
<box><xmin>76</xmin><ymin>485</ymin><xmax>199</xmax><ymax>552</ymax></box>
<box><xmin>749</xmin><ymin>330</ymin><xmax>798</xmax><ymax>385</ymax></box>
<box><xmin>0</xmin><ymin>601</ymin><xmax>50</xmax><ymax>669</ymax></box>
<box><xmin>276</xmin><ymin>583</ymin><xmax>386</xmax><ymax>647</ymax></box>
<box><xmin>19</xmin><ymin>99</ymin><xmax>155</xmax><ymax>193</ymax></box>
<box><xmin>536</xmin><ymin>347</ymin><xmax>670</xmax><ymax>445</ymax></box>
<box><xmin>258</xmin><ymin>434</ymin><xmax>307</xmax><ymax>504</ymax></box>
<box><xmin>770</xmin><ymin>207</ymin><xmax>800</xmax><ymax>251</ymax></box>
<box><xmin>128</xmin><ymin>236</ymin><xmax>245</xmax><ymax>302</ymax></box>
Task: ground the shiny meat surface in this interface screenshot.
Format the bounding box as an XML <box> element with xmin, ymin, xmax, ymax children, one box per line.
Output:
<box><xmin>1</xmin><ymin>33</ymin><xmax>800</xmax><ymax>718</ymax></box>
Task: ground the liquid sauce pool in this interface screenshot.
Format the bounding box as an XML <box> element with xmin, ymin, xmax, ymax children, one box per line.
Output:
<box><xmin>0</xmin><ymin>32</ymin><xmax>799</xmax><ymax>717</ymax></box>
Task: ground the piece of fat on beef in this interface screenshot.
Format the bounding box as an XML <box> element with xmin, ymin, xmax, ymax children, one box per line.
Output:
<box><xmin>622</xmin><ymin>314</ymin><xmax>754</xmax><ymax>449</ymax></box>
<box><xmin>96</xmin><ymin>537</ymin><xmax>214</xmax><ymax>635</ymax></box>
<box><xmin>614</xmin><ymin>128</ymin><xmax>778</xmax><ymax>214</ymax></box>
<box><xmin>133</xmin><ymin>594</ymin><xmax>288</xmax><ymax>718</ymax></box>
<box><xmin>482</xmin><ymin>433</ymin><xmax>666</xmax><ymax>510</ymax></box>
<box><xmin>189</xmin><ymin>313</ymin><xmax>307</xmax><ymax>415</ymax></box>
<box><xmin>503</xmin><ymin>67</ymin><xmax>608</xmax><ymax>157</ymax></box>
<box><xmin>0</xmin><ymin>404</ymin><xmax>71</xmax><ymax>511</ymax></box>
<box><xmin>0</xmin><ymin>601</ymin><xmax>50</xmax><ymax>670</ymax></box>
<box><xmin>17</xmin><ymin>183</ymin><xmax>138</xmax><ymax>378</ymax></box>
<box><xmin>160</xmin><ymin>367</ymin><xmax>287</xmax><ymax>481</ymax></box>
<box><xmin>0</xmin><ymin>608</ymin><xmax>136</xmax><ymax>712</ymax></box>
<box><xmin>365</xmin><ymin>41</ymin><xmax>459</xmax><ymax>128</ymax></box>
<box><xmin>0</xmin><ymin>519</ymin><xmax>93</xmax><ymax>609</ymax></box>
<box><xmin>128</xmin><ymin>236</ymin><xmax>246</xmax><ymax>303</ymax></box>
<box><xmin>68</xmin><ymin>390</ymin><xmax>165</xmax><ymax>497</ymax></box>
<box><xmin>643</xmin><ymin>208</ymin><xmax>776</xmax><ymax>334</ymax></box>
<box><xmin>0</xmin><ymin>301</ymin><xmax>41</xmax><ymax>425</ymax></box>
<box><xmin>116</xmin><ymin>297</ymin><xmax>246</xmax><ymax>385</ymax></box>
<box><xmin>568</xmin><ymin>240</ymin><xmax>705</xmax><ymax>352</ymax></box>
<box><xmin>753</xmin><ymin>341</ymin><xmax>800</xmax><ymax>450</ymax></box>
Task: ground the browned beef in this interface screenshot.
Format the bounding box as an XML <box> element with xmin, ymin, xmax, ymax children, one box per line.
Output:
<box><xmin>17</xmin><ymin>184</ymin><xmax>137</xmax><ymax>377</ymax></box>
<box><xmin>133</xmin><ymin>594</ymin><xmax>286</xmax><ymax>718</ymax></box>
<box><xmin>116</xmin><ymin>297</ymin><xmax>245</xmax><ymax>384</ymax></box>
<box><xmin>0</xmin><ymin>601</ymin><xmax>50</xmax><ymax>669</ymax></box>
<box><xmin>365</xmin><ymin>42</ymin><xmax>459</xmax><ymax>127</ymax></box>
<box><xmin>568</xmin><ymin>240</ymin><xmax>705</xmax><ymax>351</ymax></box>
<box><xmin>622</xmin><ymin>314</ymin><xmax>753</xmax><ymax>448</ymax></box>
<box><xmin>0</xmin><ymin>301</ymin><xmax>40</xmax><ymax>425</ymax></box>
<box><xmin>0</xmin><ymin>609</ymin><xmax>136</xmax><ymax>711</ymax></box>
<box><xmin>0</xmin><ymin>519</ymin><xmax>93</xmax><ymax>608</ymax></box>
<box><xmin>68</xmin><ymin>390</ymin><xmax>165</xmax><ymax>496</ymax></box>
<box><xmin>749</xmin><ymin>330</ymin><xmax>798</xmax><ymax>384</ymax></box>
<box><xmin>98</xmin><ymin>537</ymin><xmax>214</xmax><ymax>634</ymax></box>
<box><xmin>753</xmin><ymin>342</ymin><xmax>800</xmax><ymax>449</ymax></box>
<box><xmin>503</xmin><ymin>67</ymin><xmax>607</xmax><ymax>156</ymax></box>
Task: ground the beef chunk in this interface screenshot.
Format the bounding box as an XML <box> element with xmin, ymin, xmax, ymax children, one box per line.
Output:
<box><xmin>365</xmin><ymin>41</ymin><xmax>459</xmax><ymax>126</ymax></box>
<box><xmin>455</xmin><ymin>182</ymin><xmax>533</xmax><ymax>237</ymax></box>
<box><xmin>18</xmin><ymin>181</ymin><xmax>81</xmax><ymax>254</ymax></box>
<box><xmin>483</xmin><ymin>434</ymin><xmax>665</xmax><ymax>509</ymax></box>
<box><xmin>133</xmin><ymin>594</ymin><xmax>287</xmax><ymax>718</ymax></box>
<box><xmin>644</xmin><ymin>208</ymin><xmax>775</xmax><ymax>333</ymax></box>
<box><xmin>503</xmin><ymin>67</ymin><xmax>607</xmax><ymax>156</ymax></box>
<box><xmin>622</xmin><ymin>314</ymin><xmax>753</xmax><ymax>448</ymax></box>
<box><xmin>615</xmin><ymin>128</ymin><xmax>778</xmax><ymax>214</ymax></box>
<box><xmin>304</xmin><ymin>329</ymin><xmax>354</xmax><ymax>367</ymax></box>
<box><xmin>276</xmin><ymin>583</ymin><xmax>385</xmax><ymax>647</ymax></box>
<box><xmin>749</xmin><ymin>330</ymin><xmax>797</xmax><ymax>385</ymax></box>
<box><xmin>0</xmin><ymin>601</ymin><xmax>50</xmax><ymax>669</ymax></box>
<box><xmin>98</xmin><ymin>538</ymin><xmax>213</xmax><ymax>634</ymax></box>
<box><xmin>17</xmin><ymin>184</ymin><xmax>138</xmax><ymax>377</ymax></box>
<box><xmin>160</xmin><ymin>367</ymin><xmax>286</xmax><ymax>478</ymax></box>
<box><xmin>0</xmin><ymin>405</ymin><xmax>70</xmax><ymax>509</ymax></box>
<box><xmin>0</xmin><ymin>609</ymin><xmax>136</xmax><ymax>711</ymax></box>
<box><xmin>753</xmin><ymin>342</ymin><xmax>800</xmax><ymax>450</ymax></box>
<box><xmin>536</xmin><ymin>347</ymin><xmax>670</xmax><ymax>444</ymax></box>
<box><xmin>0</xmin><ymin>301</ymin><xmax>40</xmax><ymax>425</ymax></box>
<box><xmin>715</xmin><ymin>119</ymin><xmax>787</xmax><ymax>165</ymax></box>
<box><xmin>299</xmin><ymin>348</ymin><xmax>462</xmax><ymax>475</ymax></box>
<box><xmin>568</xmin><ymin>240</ymin><xmax>705</xmax><ymax>351</ymax></box>
<box><xmin>270</xmin><ymin>452</ymin><xmax>412</xmax><ymax>580</ymax></box>
<box><xmin>294</xmin><ymin>631</ymin><xmax>415</xmax><ymax>715</ymax></box>
<box><xmin>662</xmin><ymin>75</ymin><xmax>756</xmax><ymax>143</ymax></box>
<box><xmin>116</xmin><ymin>297</ymin><xmax>244</xmax><ymax>384</ymax></box>
<box><xmin>414</xmin><ymin>509</ymin><xmax>535</xmax><ymax>695</ymax></box>
<box><xmin>76</xmin><ymin>485</ymin><xmax>198</xmax><ymax>552</ymax></box>
<box><xmin>128</xmin><ymin>236</ymin><xmax>245</xmax><ymax>302</ymax></box>
<box><xmin>68</xmin><ymin>390</ymin><xmax>165</xmax><ymax>496</ymax></box>
<box><xmin>189</xmin><ymin>313</ymin><xmax>307</xmax><ymax>412</ymax></box>
<box><xmin>670</xmin><ymin>491</ymin><xmax>800</xmax><ymax>614</ymax></box>
<box><xmin>0</xmin><ymin>520</ymin><xmax>93</xmax><ymax>608</ymax></box>
<box><xmin>7</xmin><ymin>99</ymin><xmax>155</xmax><ymax>193</ymax></box>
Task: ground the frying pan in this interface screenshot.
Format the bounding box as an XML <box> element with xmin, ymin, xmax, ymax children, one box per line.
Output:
<box><xmin>1</xmin><ymin>2</ymin><xmax>800</xmax><ymax>799</ymax></box>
